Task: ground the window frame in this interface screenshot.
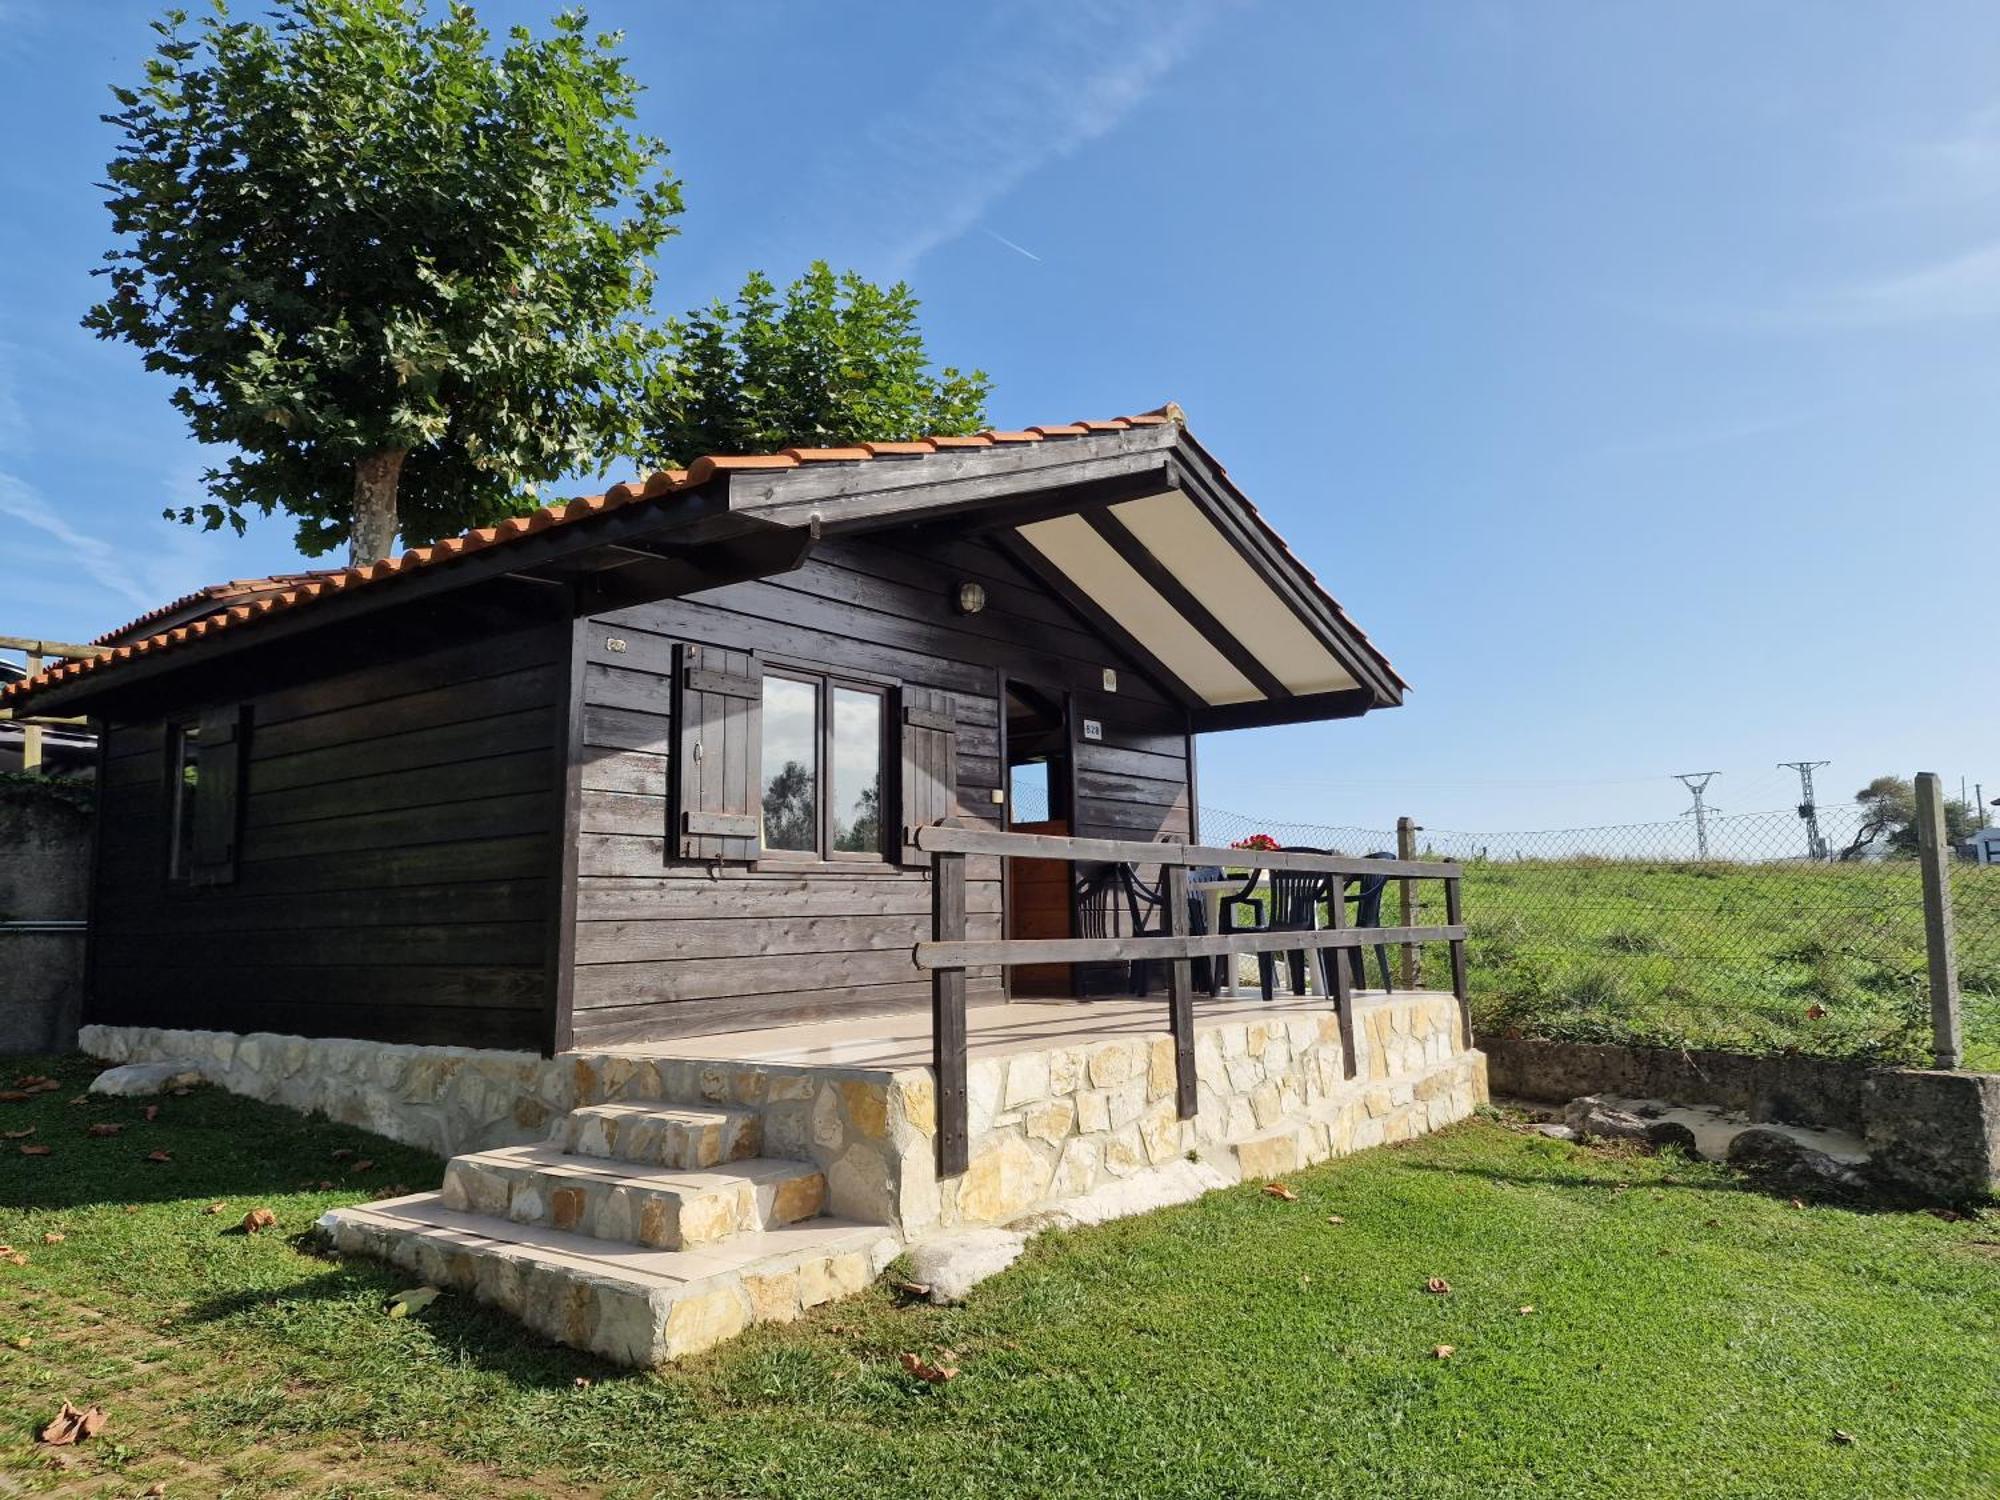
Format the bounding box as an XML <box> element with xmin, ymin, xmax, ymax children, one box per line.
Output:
<box><xmin>756</xmin><ymin>666</ymin><xmax>891</xmax><ymax>865</ymax></box>
<box><xmin>164</xmin><ymin>718</ymin><xmax>201</xmax><ymax>887</ymax></box>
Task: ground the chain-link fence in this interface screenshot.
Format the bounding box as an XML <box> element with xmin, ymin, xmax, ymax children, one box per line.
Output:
<box><xmin>1196</xmin><ymin>803</ymin><xmax>2000</xmax><ymax>1071</ymax></box>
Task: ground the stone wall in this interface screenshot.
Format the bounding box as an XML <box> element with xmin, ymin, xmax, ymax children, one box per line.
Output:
<box><xmin>81</xmin><ymin>993</ymin><xmax>1490</xmax><ymax>1232</ymax></box>
<box><xmin>80</xmin><ymin>1024</ymin><xmax>572</xmax><ymax>1157</ymax></box>
<box><xmin>1483</xmin><ymin>1033</ymin><xmax>1998</xmax><ymax>1201</ymax></box>
<box><xmin>0</xmin><ymin>792</ymin><xmax>92</xmax><ymax>1053</ymax></box>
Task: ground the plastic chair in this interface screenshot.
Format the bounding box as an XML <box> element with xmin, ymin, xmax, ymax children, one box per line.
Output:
<box><xmin>1221</xmin><ymin>847</ymin><xmax>1336</xmax><ymax>1000</ymax></box>
<box><xmin>1342</xmin><ymin>853</ymin><xmax>1397</xmax><ymax>992</ymax></box>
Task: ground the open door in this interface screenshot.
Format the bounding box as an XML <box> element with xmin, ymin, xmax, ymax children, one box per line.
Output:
<box><xmin>1003</xmin><ymin>683</ymin><xmax>1073</xmax><ymax>997</ymax></box>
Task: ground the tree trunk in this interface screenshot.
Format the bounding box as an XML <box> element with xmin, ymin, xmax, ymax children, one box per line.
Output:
<box><xmin>349</xmin><ymin>448</ymin><xmax>409</xmax><ymax>566</ymax></box>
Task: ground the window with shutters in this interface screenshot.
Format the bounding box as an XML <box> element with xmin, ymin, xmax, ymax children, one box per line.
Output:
<box><xmin>166</xmin><ymin>704</ymin><xmax>247</xmax><ymax>887</ymax></box>
<box><xmin>757</xmin><ymin>670</ymin><xmax>888</xmax><ymax>862</ymax></box>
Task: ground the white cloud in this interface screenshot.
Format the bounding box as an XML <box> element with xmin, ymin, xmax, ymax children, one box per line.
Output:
<box><xmin>1817</xmin><ymin>239</ymin><xmax>2000</xmax><ymax>326</ymax></box>
<box><xmin>794</xmin><ymin>0</ymin><xmax>1231</xmax><ymax>277</ymax></box>
<box><xmin>0</xmin><ymin>472</ymin><xmax>158</xmax><ymax>608</ymax></box>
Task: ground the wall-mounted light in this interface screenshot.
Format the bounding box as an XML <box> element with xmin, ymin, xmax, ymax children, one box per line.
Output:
<box><xmin>955</xmin><ymin>581</ymin><xmax>987</xmax><ymax>615</ymax></box>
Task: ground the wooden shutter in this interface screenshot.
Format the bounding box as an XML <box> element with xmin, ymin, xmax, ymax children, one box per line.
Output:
<box><xmin>672</xmin><ymin>645</ymin><xmax>761</xmax><ymax>862</ymax></box>
<box><xmin>189</xmin><ymin>704</ymin><xmax>247</xmax><ymax>886</ymax></box>
<box><xmin>900</xmin><ymin>687</ymin><xmax>959</xmax><ymax>866</ymax></box>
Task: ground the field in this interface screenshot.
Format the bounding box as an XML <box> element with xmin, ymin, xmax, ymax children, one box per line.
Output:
<box><xmin>1424</xmin><ymin>858</ymin><xmax>2000</xmax><ymax>1071</ymax></box>
<box><xmin>2</xmin><ymin>1052</ymin><xmax>1996</xmax><ymax>1499</ymax></box>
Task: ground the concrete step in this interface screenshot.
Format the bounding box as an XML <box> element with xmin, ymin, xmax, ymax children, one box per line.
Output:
<box><xmin>441</xmin><ymin>1144</ymin><xmax>826</xmax><ymax>1251</ymax></box>
<box><xmin>320</xmin><ymin>1193</ymin><xmax>898</xmax><ymax>1366</ymax></box>
<box><xmin>559</xmin><ymin>1102</ymin><xmax>763</xmax><ymax>1170</ymax></box>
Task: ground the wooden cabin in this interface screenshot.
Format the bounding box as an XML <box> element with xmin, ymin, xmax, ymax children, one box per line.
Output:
<box><xmin>4</xmin><ymin>407</ymin><xmax>1407</xmax><ymax>1058</ymax></box>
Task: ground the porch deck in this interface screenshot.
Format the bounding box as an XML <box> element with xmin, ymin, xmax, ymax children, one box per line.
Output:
<box><xmin>595</xmin><ymin>990</ymin><xmax>1440</xmax><ymax>1071</ymax></box>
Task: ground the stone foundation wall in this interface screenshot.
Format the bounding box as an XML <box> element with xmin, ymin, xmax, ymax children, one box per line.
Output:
<box><xmin>79</xmin><ymin>1024</ymin><xmax>573</xmax><ymax>1157</ymax></box>
<box><xmin>82</xmin><ymin>993</ymin><xmax>1491</xmax><ymax>1232</ymax></box>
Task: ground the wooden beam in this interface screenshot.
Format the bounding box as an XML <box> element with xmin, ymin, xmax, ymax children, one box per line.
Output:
<box><xmin>1081</xmin><ymin>505</ymin><xmax>1292</xmax><ymax>703</ymax></box>
<box><xmin>990</xmin><ymin>529</ymin><xmax>1205</xmax><ymax>711</ymax></box>
<box><xmin>914</xmin><ymin>822</ymin><xmax>1460</xmax><ymax>879</ymax></box>
<box><xmin>932</xmin><ymin>849</ymin><xmax>970</xmax><ymax>1176</ymax></box>
<box><xmin>1163</xmin><ymin>864</ymin><xmax>1197</xmax><ymax>1119</ymax></box>
<box><xmin>1186</xmin><ymin>688</ymin><xmax>1376</xmax><ymax>734</ymax></box>
<box><xmin>1169</xmin><ymin>440</ymin><xmax>1404</xmax><ymax>707</ymax></box>
<box><xmin>916</xmin><ymin>924</ymin><xmax>1467</xmax><ymax>969</ymax></box>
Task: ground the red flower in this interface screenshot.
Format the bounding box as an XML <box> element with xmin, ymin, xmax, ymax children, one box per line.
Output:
<box><xmin>1230</xmin><ymin>833</ymin><xmax>1281</xmax><ymax>852</ymax></box>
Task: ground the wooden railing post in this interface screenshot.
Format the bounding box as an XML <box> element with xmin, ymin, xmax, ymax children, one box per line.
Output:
<box><xmin>1163</xmin><ymin>864</ymin><xmax>1197</xmax><ymax>1119</ymax></box>
<box><xmin>1396</xmin><ymin>816</ymin><xmax>1420</xmax><ymax>989</ymax></box>
<box><xmin>1443</xmin><ymin>875</ymin><xmax>1471</xmax><ymax>1050</ymax></box>
<box><xmin>1914</xmin><ymin>772</ymin><xmax>1963</xmax><ymax>1069</ymax></box>
<box><xmin>1328</xmin><ymin>864</ymin><xmax>1358</xmax><ymax>1078</ymax></box>
<box><xmin>932</xmin><ymin>848</ymin><xmax>970</xmax><ymax>1175</ymax></box>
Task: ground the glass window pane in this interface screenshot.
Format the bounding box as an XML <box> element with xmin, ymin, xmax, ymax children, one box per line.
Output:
<box><xmin>760</xmin><ymin>676</ymin><xmax>819</xmax><ymax>852</ymax></box>
<box><xmin>830</xmin><ymin>688</ymin><xmax>884</xmax><ymax>854</ymax></box>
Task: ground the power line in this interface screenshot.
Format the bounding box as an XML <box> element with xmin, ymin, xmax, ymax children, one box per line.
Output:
<box><xmin>1778</xmin><ymin>760</ymin><xmax>1831</xmax><ymax>860</ymax></box>
<box><xmin>1674</xmin><ymin>771</ymin><xmax>1720</xmax><ymax>860</ymax></box>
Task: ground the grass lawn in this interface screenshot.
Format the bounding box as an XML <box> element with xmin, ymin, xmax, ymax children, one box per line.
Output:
<box><xmin>3</xmin><ymin>1052</ymin><xmax>1996</xmax><ymax>1499</ymax></box>
<box><xmin>1415</xmin><ymin>859</ymin><xmax>2000</xmax><ymax>1070</ymax></box>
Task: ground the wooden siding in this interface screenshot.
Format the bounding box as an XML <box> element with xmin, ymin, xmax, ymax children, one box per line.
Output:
<box><xmin>88</xmin><ymin>607</ymin><xmax>566</xmax><ymax>1049</ymax></box>
<box><xmin>567</xmin><ymin>530</ymin><xmax>1195</xmax><ymax>1046</ymax></box>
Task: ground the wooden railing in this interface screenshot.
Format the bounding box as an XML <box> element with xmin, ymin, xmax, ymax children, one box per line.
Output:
<box><xmin>913</xmin><ymin>822</ymin><xmax>1469</xmax><ymax>1175</ymax></box>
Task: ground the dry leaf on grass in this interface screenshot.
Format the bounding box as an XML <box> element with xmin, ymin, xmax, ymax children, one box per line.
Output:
<box><xmin>3</xmin><ymin>1127</ymin><xmax>34</xmax><ymax>1140</ymax></box>
<box><xmin>145</xmin><ymin>1482</ymin><xmax>168</xmax><ymax>1496</ymax></box>
<box><xmin>240</xmin><ymin>1208</ymin><xmax>277</xmax><ymax>1235</ymax></box>
<box><xmin>143</xmin><ymin>1105</ymin><xmax>159</xmax><ymax>1122</ymax></box>
<box><xmin>1325</xmin><ymin>1214</ymin><xmax>1345</xmax><ymax>1225</ymax></box>
<box><xmin>899</xmin><ymin>1351</ymin><xmax>959</xmax><ymax>1384</ymax></box>
<box><xmin>37</xmin><ymin>1401</ymin><xmax>107</xmax><ymax>1446</ymax></box>
<box><xmin>1432</xmin><ymin>1345</ymin><xmax>1455</xmax><ymax>1359</ymax></box>
<box><xmin>145</xmin><ymin>1149</ymin><xmax>173</xmax><ymax>1164</ymax></box>
<box><xmin>0</xmin><ymin>1091</ymin><xmax>29</xmax><ymax>1102</ymax></box>
<box><xmin>1788</xmin><ymin>1198</ymin><xmax>1805</xmax><ymax>1210</ymax></box>
<box><xmin>387</xmin><ymin>1286</ymin><xmax>442</xmax><ymax>1319</ymax></box>
<box><xmin>349</xmin><ymin>1159</ymin><xmax>375</xmax><ymax>1174</ymax></box>
<box><xmin>1425</xmin><ymin>1277</ymin><xmax>1452</xmax><ymax>1295</ymax></box>
<box><xmin>86</xmin><ymin>1123</ymin><xmax>122</xmax><ymax>1138</ymax></box>
<box><xmin>1518</xmin><ymin>1305</ymin><xmax>1536</xmax><ymax>1315</ymax></box>
<box><xmin>1805</xmin><ymin>1004</ymin><xmax>1828</xmax><ymax>1021</ymax></box>
<box><xmin>890</xmin><ymin>1280</ymin><xmax>933</xmax><ymax>1299</ymax></box>
<box><xmin>1262</xmin><ymin>1182</ymin><xmax>1299</xmax><ymax>1202</ymax></box>
<box><xmin>573</xmin><ymin>1376</ymin><xmax>592</xmax><ymax>1390</ymax></box>
<box><xmin>201</xmin><ymin>1202</ymin><xmax>227</xmax><ymax>1216</ymax></box>
<box><xmin>20</xmin><ymin>1145</ymin><xmax>51</xmax><ymax>1157</ymax></box>
<box><xmin>1</xmin><ymin>1248</ymin><xmax>28</xmax><ymax>1267</ymax></box>
<box><xmin>1831</xmin><ymin>1429</ymin><xmax>1856</xmax><ymax>1445</ymax></box>
<box><xmin>41</xmin><ymin>1232</ymin><xmax>64</xmax><ymax>1245</ymax></box>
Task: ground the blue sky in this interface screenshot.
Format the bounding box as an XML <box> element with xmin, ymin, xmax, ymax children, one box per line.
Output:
<box><xmin>2</xmin><ymin>0</ymin><xmax>1996</xmax><ymax>834</ymax></box>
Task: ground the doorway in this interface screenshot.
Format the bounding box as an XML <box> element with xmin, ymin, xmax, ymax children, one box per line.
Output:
<box><xmin>1003</xmin><ymin>683</ymin><xmax>1072</xmax><ymax>997</ymax></box>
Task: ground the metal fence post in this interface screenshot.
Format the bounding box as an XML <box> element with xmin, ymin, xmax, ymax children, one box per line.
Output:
<box><xmin>1396</xmin><ymin>816</ymin><xmax>1420</xmax><ymax>989</ymax></box>
<box><xmin>1914</xmin><ymin>772</ymin><xmax>1963</xmax><ymax>1069</ymax></box>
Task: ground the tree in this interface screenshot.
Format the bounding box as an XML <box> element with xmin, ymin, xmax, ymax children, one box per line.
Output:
<box><xmin>1838</xmin><ymin>776</ymin><xmax>1914</xmax><ymax>861</ymax></box>
<box><xmin>643</xmin><ymin>263</ymin><xmax>989</xmax><ymax>468</ymax></box>
<box><xmin>1836</xmin><ymin>775</ymin><xmax>1974</xmax><ymax>859</ymax></box>
<box><xmin>86</xmin><ymin>0</ymin><xmax>681</xmax><ymax>563</ymax></box>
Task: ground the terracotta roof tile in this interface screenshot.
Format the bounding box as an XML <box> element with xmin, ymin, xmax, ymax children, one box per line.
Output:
<box><xmin>1</xmin><ymin>404</ymin><xmax>1397</xmax><ymax>708</ymax></box>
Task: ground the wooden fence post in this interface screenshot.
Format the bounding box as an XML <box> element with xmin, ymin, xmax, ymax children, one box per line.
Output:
<box><xmin>1327</xmin><ymin>861</ymin><xmax>1359</xmax><ymax>1078</ymax></box>
<box><xmin>1914</xmin><ymin>772</ymin><xmax>1963</xmax><ymax>1070</ymax></box>
<box><xmin>1444</xmin><ymin>875</ymin><xmax>1472</xmax><ymax>1051</ymax></box>
<box><xmin>1396</xmin><ymin>816</ymin><xmax>1420</xmax><ymax>989</ymax></box>
<box><xmin>1163</xmin><ymin>864</ymin><xmax>1198</xmax><ymax>1119</ymax></box>
<box><xmin>21</xmin><ymin>649</ymin><xmax>42</xmax><ymax>772</ymax></box>
<box><xmin>932</xmin><ymin>849</ymin><xmax>970</xmax><ymax>1174</ymax></box>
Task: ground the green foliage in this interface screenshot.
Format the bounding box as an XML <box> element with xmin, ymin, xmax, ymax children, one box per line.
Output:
<box><xmin>3</xmin><ymin>1058</ymin><xmax>1995</xmax><ymax>1498</ymax></box>
<box><xmin>644</xmin><ymin>262</ymin><xmax>990</xmax><ymax>467</ymax></box>
<box><xmin>0</xmin><ymin>770</ymin><xmax>96</xmax><ymax>813</ymax></box>
<box><xmin>1456</xmin><ymin>858</ymin><xmax>2000</xmax><ymax>1068</ymax></box>
<box><xmin>85</xmin><ymin>0</ymin><xmax>681</xmax><ymax>559</ymax></box>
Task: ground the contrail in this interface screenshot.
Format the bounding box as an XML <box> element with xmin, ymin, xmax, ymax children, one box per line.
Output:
<box><xmin>982</xmin><ymin>227</ymin><xmax>1044</xmax><ymax>263</ymax></box>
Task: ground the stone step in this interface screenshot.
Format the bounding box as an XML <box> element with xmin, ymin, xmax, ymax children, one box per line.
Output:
<box><xmin>441</xmin><ymin>1144</ymin><xmax>826</xmax><ymax>1251</ymax></box>
<box><xmin>320</xmin><ymin>1193</ymin><xmax>898</xmax><ymax>1366</ymax></box>
<box><xmin>559</xmin><ymin>1102</ymin><xmax>763</xmax><ymax>1170</ymax></box>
